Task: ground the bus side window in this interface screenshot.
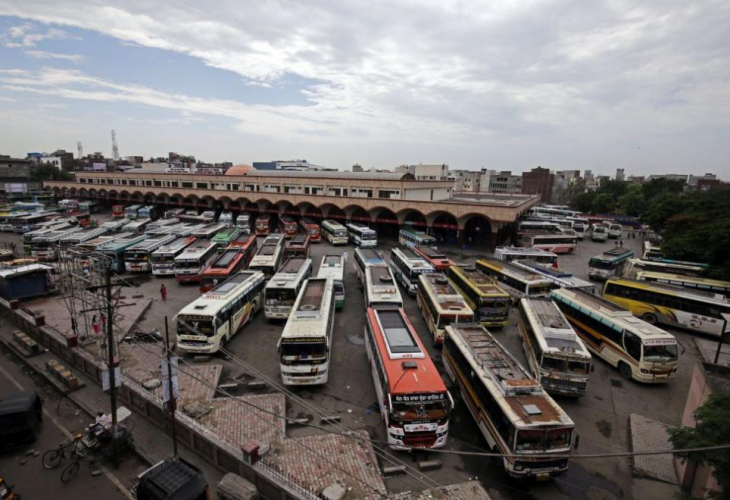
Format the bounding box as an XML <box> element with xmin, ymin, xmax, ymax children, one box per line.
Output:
<box><xmin>623</xmin><ymin>330</ymin><xmax>642</xmax><ymax>361</ymax></box>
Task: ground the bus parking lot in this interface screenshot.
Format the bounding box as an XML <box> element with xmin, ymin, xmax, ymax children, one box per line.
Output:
<box><xmin>0</xmin><ymin>209</ymin><xmax>705</xmax><ymax>500</ymax></box>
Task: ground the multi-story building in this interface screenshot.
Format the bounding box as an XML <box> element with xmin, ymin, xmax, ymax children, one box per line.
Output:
<box><xmin>252</xmin><ymin>159</ymin><xmax>334</xmax><ymax>172</ymax></box>
<box><xmin>450</xmin><ymin>169</ymin><xmax>482</xmax><ymax>192</ymax></box>
<box><xmin>688</xmin><ymin>173</ymin><xmax>717</xmax><ymax>189</ymax></box>
<box><xmin>395</xmin><ymin>164</ymin><xmax>449</xmax><ymax>181</ymax></box>
<box><xmin>584</xmin><ymin>170</ymin><xmax>594</xmax><ymax>182</ymax></box>
<box><xmin>487</xmin><ymin>171</ymin><xmax>522</xmax><ymax>194</ymax></box>
<box><xmin>627</xmin><ymin>175</ymin><xmax>645</xmax><ymax>184</ymax></box>
<box><xmin>551</xmin><ymin>170</ymin><xmax>581</xmax><ymax>204</ymax></box>
<box><xmin>37</xmin><ymin>149</ymin><xmax>74</xmax><ymax>171</ymax></box>
<box><xmin>0</xmin><ymin>155</ymin><xmax>40</xmax><ymax>193</ymax></box>
<box><xmin>616</xmin><ymin>168</ymin><xmax>625</xmax><ymax>182</ymax></box>
<box><xmin>521</xmin><ymin>166</ymin><xmax>554</xmax><ymax>203</ymax></box>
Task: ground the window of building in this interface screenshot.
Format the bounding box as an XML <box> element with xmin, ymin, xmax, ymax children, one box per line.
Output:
<box><xmin>377</xmin><ymin>189</ymin><xmax>400</xmax><ymax>199</ymax></box>
<box><xmin>129</xmin><ymin>180</ymin><xmax>137</xmax><ymax>186</ymax></box>
<box><xmin>154</xmin><ymin>181</ymin><xmax>162</xmax><ymax>187</ymax></box>
<box><xmin>168</xmin><ymin>181</ymin><xmax>179</xmax><ymax>188</ymax></box>
<box><xmin>182</xmin><ymin>182</ymin><xmax>193</xmax><ymax>189</ymax></box>
<box><xmin>228</xmin><ymin>183</ymin><xmax>239</xmax><ymax>191</ymax></box>
<box><xmin>196</xmin><ymin>182</ymin><xmax>208</xmax><ymax>189</ymax></box>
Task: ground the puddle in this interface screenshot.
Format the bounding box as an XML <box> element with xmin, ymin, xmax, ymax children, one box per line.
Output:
<box><xmin>596</xmin><ymin>419</ymin><xmax>613</xmax><ymax>438</ymax></box>
<box><xmin>348</xmin><ymin>334</ymin><xmax>365</xmax><ymax>346</ymax></box>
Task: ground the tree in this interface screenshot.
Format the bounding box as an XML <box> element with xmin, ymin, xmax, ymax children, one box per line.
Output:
<box><xmin>571</xmin><ymin>191</ymin><xmax>596</xmax><ymax>214</ymax></box>
<box><xmin>669</xmin><ymin>391</ymin><xmax>730</xmax><ymax>499</ymax></box>
<box><xmin>591</xmin><ymin>193</ymin><xmax>616</xmax><ymax>214</ymax></box>
<box><xmin>30</xmin><ymin>163</ymin><xmax>74</xmax><ymax>182</ymax></box>
<box><xmin>643</xmin><ymin>192</ymin><xmax>689</xmax><ymax>229</ymax></box>
<box><xmin>617</xmin><ymin>185</ymin><xmax>648</xmax><ymax>217</ymax></box>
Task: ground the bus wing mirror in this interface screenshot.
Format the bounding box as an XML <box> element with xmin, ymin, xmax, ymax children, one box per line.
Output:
<box><xmin>574</xmin><ymin>433</ymin><xmax>580</xmax><ymax>449</ymax></box>
<box><xmin>591</xmin><ymin>364</ymin><xmax>595</xmax><ymax>373</ymax></box>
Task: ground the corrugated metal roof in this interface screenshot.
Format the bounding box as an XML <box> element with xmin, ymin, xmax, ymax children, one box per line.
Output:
<box><xmin>226</xmin><ymin>170</ymin><xmax>417</xmax><ymax>181</ymax></box>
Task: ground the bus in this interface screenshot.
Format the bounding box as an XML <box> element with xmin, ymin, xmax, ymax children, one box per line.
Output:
<box><xmin>97</xmin><ymin>234</ymin><xmax>149</xmax><ymax>273</ymax></box>
<box><xmin>75</xmin><ymin>234</ymin><xmax>125</xmax><ymax>253</ymax></box>
<box><xmin>475</xmin><ymin>259</ymin><xmax>553</xmax><ymax>301</ymax></box>
<box><xmin>590</xmin><ymin>225</ymin><xmax>608</xmax><ymax>242</ymax></box>
<box><xmin>57</xmin><ymin>227</ymin><xmax>109</xmax><ymax>257</ymax></box>
<box><xmin>412</xmin><ymin>246</ymin><xmax>453</xmax><ymax>271</ymax></box>
<box><xmin>624</xmin><ymin>259</ymin><xmax>709</xmax><ymax>279</ymax></box>
<box><xmin>520</xmin><ymin>234</ymin><xmax>577</xmax><ymax>254</ymax></box>
<box><xmin>124</xmin><ymin>218</ymin><xmax>151</xmax><ymax>235</ymax></box>
<box><xmin>192</xmin><ymin>222</ymin><xmax>226</xmax><ymax>240</ymax></box>
<box><xmin>146</xmin><ymin>218</ymin><xmax>179</xmax><ymax>233</ymax></box>
<box><xmin>23</xmin><ymin>224</ymin><xmax>72</xmax><ymax>253</ymax></box>
<box><xmin>249</xmin><ymin>234</ymin><xmax>285</xmax><ymax>278</ymax></box>
<box><xmin>200</xmin><ymin>247</ymin><xmax>250</xmax><ymax>292</ymax></box>
<box><xmin>448</xmin><ymin>266</ymin><xmax>511</xmax><ymax>328</ymax></box>
<box><xmin>176</xmin><ymin>271</ymin><xmax>266</xmax><ymax>354</ymax></box>
<box><xmin>219</xmin><ymin>211</ymin><xmax>234</xmax><ymax>226</ymax></box>
<box><xmin>443</xmin><ymin>323</ymin><xmax>575</xmax><ymax>478</ymax></box>
<box><xmin>112</xmin><ymin>205</ymin><xmax>125</xmax><ymax>218</ymax></box>
<box><xmin>102</xmin><ymin>218</ymin><xmax>131</xmax><ymax>233</ymax></box>
<box><xmin>587</xmin><ymin>248</ymin><xmax>634</xmax><ymax>281</ymax></box>
<box><xmin>299</xmin><ymin>218</ymin><xmax>321</xmax><ymax>243</ymax></box>
<box><xmin>31</xmin><ymin>228</ymin><xmax>84</xmax><ymax>261</ymax></box>
<box><xmin>603</xmin><ymin>279</ymin><xmax>730</xmax><ymax>338</ymax></box>
<box><xmin>354</xmin><ymin>248</ymin><xmax>385</xmax><ymax>285</ymax></box>
<box><xmin>398</xmin><ymin>230</ymin><xmax>437</xmax><ymax>249</ymax></box>
<box><xmin>512</xmin><ymin>260</ymin><xmax>596</xmax><ymax>294</ymax></box>
<box><xmin>517</xmin><ymin>298</ymin><xmax>592</xmax><ymax>397</ymax></box>
<box><xmin>347</xmin><ymin>222</ymin><xmax>377</xmax><ymax>247</ymax></box>
<box><xmin>389</xmin><ymin>247</ymin><xmax>435</xmax><ymax>296</ymax></box>
<box><xmin>164</xmin><ymin>208</ymin><xmax>184</xmax><ymax>219</ymax></box>
<box><xmin>13</xmin><ymin>211</ymin><xmax>60</xmax><ymax>233</ymax></box>
<box><xmin>138</xmin><ymin>206</ymin><xmax>158</xmax><ymax>220</ymax></box>
<box><xmin>364</xmin><ymin>307</ymin><xmax>452</xmax><ymax>450</ymax></box>
<box><xmin>529</xmin><ymin>206</ymin><xmax>580</xmax><ymax>218</ymax></box>
<box><xmin>518</xmin><ymin>221</ymin><xmax>564</xmax><ymax>235</ymax></box>
<box><xmin>174</xmin><ymin>240</ymin><xmax>219</xmax><ymax>283</ymax></box>
<box><xmin>284</xmin><ymin>234</ymin><xmax>311</xmax><ymax>258</ymax></box>
<box><xmin>365</xmin><ymin>265</ymin><xmax>403</xmax><ymax>309</ymax></box>
<box><xmin>417</xmin><ymin>273</ymin><xmax>473</xmax><ymax>346</ymax></box>
<box><xmin>264</xmin><ymin>257</ymin><xmax>313</xmax><ymax>319</ymax></box>
<box><xmin>255</xmin><ymin>215</ymin><xmax>271</xmax><ymax>236</ymax></box>
<box><xmin>151</xmin><ymin>236</ymin><xmax>197</xmax><ymax>276</ymax></box>
<box><xmin>278</xmin><ymin>216</ymin><xmax>298</xmax><ymax>238</ymax></box>
<box><xmin>211</xmin><ymin>226</ymin><xmax>242</xmax><ymax>250</ymax></box>
<box><xmin>228</xmin><ymin>234</ymin><xmax>258</xmax><ymax>268</ymax></box>
<box><xmin>552</xmin><ymin>288</ymin><xmax>679</xmax><ymax>383</ymax></box>
<box><xmin>278</xmin><ymin>277</ymin><xmax>335</xmax><ymax>386</ymax></box>
<box><xmin>317</xmin><ymin>255</ymin><xmax>346</xmax><ymax>310</ymax></box>
<box><xmin>642</xmin><ymin>241</ymin><xmax>663</xmax><ymax>260</ymax></box>
<box><xmin>322</xmin><ymin>220</ymin><xmax>348</xmax><ymax>245</ymax></box>
<box><xmin>494</xmin><ymin>246</ymin><xmax>558</xmax><ymax>265</ymax></box>
<box><xmin>0</xmin><ymin>212</ymin><xmax>29</xmax><ymax>232</ymax></box>
<box><xmin>124</xmin><ymin>235</ymin><xmax>177</xmax><ymax>273</ymax></box>
<box><xmin>634</xmin><ymin>272</ymin><xmax>730</xmax><ymax>298</ymax></box>
<box><xmin>235</xmin><ymin>214</ymin><xmax>251</xmax><ymax>234</ymax></box>
<box><xmin>125</xmin><ymin>204</ymin><xmax>143</xmax><ymax>220</ymax></box>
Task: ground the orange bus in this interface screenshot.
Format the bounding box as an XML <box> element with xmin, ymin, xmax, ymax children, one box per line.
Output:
<box><xmin>298</xmin><ymin>217</ymin><xmax>321</xmax><ymax>243</ymax></box>
<box><xmin>413</xmin><ymin>245</ymin><xmax>454</xmax><ymax>271</ymax></box>
<box><xmin>255</xmin><ymin>215</ymin><xmax>271</xmax><ymax>236</ymax></box>
<box><xmin>199</xmin><ymin>247</ymin><xmax>249</xmax><ymax>292</ymax></box>
<box><xmin>278</xmin><ymin>216</ymin><xmax>298</xmax><ymax>238</ymax></box>
<box><xmin>228</xmin><ymin>234</ymin><xmax>258</xmax><ymax>268</ymax></box>
<box><xmin>112</xmin><ymin>205</ymin><xmax>125</xmax><ymax>218</ymax></box>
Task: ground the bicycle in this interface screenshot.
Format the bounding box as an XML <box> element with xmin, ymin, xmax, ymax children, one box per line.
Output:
<box><xmin>41</xmin><ymin>434</ymin><xmax>85</xmax><ymax>469</ymax></box>
<box><xmin>59</xmin><ymin>446</ymin><xmax>100</xmax><ymax>484</ymax></box>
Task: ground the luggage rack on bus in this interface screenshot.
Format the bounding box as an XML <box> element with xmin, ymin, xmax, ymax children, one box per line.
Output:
<box><xmin>322</xmin><ymin>255</ymin><xmax>341</xmax><ymax>266</ymax></box>
<box><xmin>211</xmin><ymin>248</ymin><xmax>240</xmax><ymax>268</ymax></box>
<box><xmin>374</xmin><ymin>309</ymin><xmax>425</xmax><ymax>358</ymax></box>
<box><xmin>297</xmin><ymin>279</ymin><xmax>326</xmax><ymax>312</ymax></box>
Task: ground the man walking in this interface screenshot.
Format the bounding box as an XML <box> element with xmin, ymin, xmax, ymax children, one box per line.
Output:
<box><xmin>160</xmin><ymin>283</ymin><xmax>168</xmax><ymax>302</ymax></box>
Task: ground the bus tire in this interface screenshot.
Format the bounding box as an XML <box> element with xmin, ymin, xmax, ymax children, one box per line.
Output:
<box><xmin>642</xmin><ymin>313</ymin><xmax>658</xmax><ymax>325</ymax></box>
<box><xmin>618</xmin><ymin>362</ymin><xmax>632</xmax><ymax>381</ymax></box>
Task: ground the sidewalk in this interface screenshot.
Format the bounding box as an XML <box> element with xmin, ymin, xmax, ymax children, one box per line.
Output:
<box><xmin>0</xmin><ymin>323</ymin><xmax>224</xmax><ymax>493</ymax></box>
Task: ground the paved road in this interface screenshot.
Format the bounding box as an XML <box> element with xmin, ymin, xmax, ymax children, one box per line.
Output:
<box><xmin>0</xmin><ymin>345</ymin><xmax>138</xmax><ymax>500</ymax></box>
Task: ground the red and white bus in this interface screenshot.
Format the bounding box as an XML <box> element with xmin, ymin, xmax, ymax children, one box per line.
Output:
<box><xmin>521</xmin><ymin>234</ymin><xmax>577</xmax><ymax>254</ymax></box>
<box><xmin>228</xmin><ymin>234</ymin><xmax>258</xmax><ymax>268</ymax></box>
<box><xmin>112</xmin><ymin>205</ymin><xmax>125</xmax><ymax>218</ymax></box>
<box><xmin>285</xmin><ymin>234</ymin><xmax>311</xmax><ymax>259</ymax></box>
<box><xmin>298</xmin><ymin>217</ymin><xmax>321</xmax><ymax>243</ymax></box>
<box><xmin>413</xmin><ymin>245</ymin><xmax>454</xmax><ymax>271</ymax></box>
<box><xmin>174</xmin><ymin>240</ymin><xmax>219</xmax><ymax>283</ymax></box>
<box><xmin>278</xmin><ymin>216</ymin><xmax>298</xmax><ymax>238</ymax></box>
<box><xmin>255</xmin><ymin>215</ymin><xmax>271</xmax><ymax>236</ymax></box>
<box><xmin>365</xmin><ymin>307</ymin><xmax>452</xmax><ymax>450</ymax></box>
<box><xmin>200</xmin><ymin>247</ymin><xmax>249</xmax><ymax>292</ymax></box>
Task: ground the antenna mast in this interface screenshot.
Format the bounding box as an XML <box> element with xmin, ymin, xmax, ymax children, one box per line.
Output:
<box><xmin>111</xmin><ymin>130</ymin><xmax>120</xmax><ymax>161</ymax></box>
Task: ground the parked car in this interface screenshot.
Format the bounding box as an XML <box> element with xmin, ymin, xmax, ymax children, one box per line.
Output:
<box><xmin>0</xmin><ymin>390</ymin><xmax>43</xmax><ymax>450</ymax></box>
<box><xmin>591</xmin><ymin>226</ymin><xmax>609</xmax><ymax>242</ymax></box>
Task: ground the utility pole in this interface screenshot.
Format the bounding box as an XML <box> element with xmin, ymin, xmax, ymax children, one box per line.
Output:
<box><xmin>164</xmin><ymin>316</ymin><xmax>178</xmax><ymax>457</ymax></box>
<box><xmin>106</xmin><ymin>264</ymin><xmax>119</xmax><ymax>466</ymax></box>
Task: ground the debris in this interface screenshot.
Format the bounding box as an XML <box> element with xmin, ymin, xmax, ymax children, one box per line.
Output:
<box><xmin>25</xmin><ymin>449</ymin><xmax>36</xmax><ymax>456</ymax></box>
<box><xmin>383</xmin><ymin>465</ymin><xmax>406</xmax><ymax>476</ymax></box>
<box><xmin>321</xmin><ymin>483</ymin><xmax>346</xmax><ymax>500</ymax></box>
<box><xmin>143</xmin><ymin>378</ymin><xmax>161</xmax><ymax>390</ymax></box>
<box><xmin>320</xmin><ymin>416</ymin><xmax>341</xmax><ymax>425</ymax></box>
<box><xmin>91</xmin><ymin>469</ymin><xmax>103</xmax><ymax>477</ymax></box>
<box><xmin>418</xmin><ymin>460</ymin><xmax>442</xmax><ymax>471</ymax></box>
<box><xmin>183</xmin><ymin>403</ymin><xmax>212</xmax><ymax>419</ymax></box>
<box><xmin>19</xmin><ymin>458</ymin><xmax>28</xmax><ymax>465</ymax></box>
<box><xmin>193</xmin><ymin>355</ymin><xmax>210</xmax><ymax>363</ymax></box>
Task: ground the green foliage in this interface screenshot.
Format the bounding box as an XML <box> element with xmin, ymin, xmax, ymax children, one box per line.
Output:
<box><xmin>617</xmin><ymin>185</ymin><xmax>647</xmax><ymax>216</ymax></box>
<box><xmin>30</xmin><ymin>163</ymin><xmax>75</xmax><ymax>182</ymax></box>
<box><xmin>591</xmin><ymin>193</ymin><xmax>616</xmax><ymax>214</ymax></box>
<box><xmin>669</xmin><ymin>391</ymin><xmax>730</xmax><ymax>499</ymax></box>
<box><xmin>571</xmin><ymin>191</ymin><xmax>595</xmax><ymax>213</ymax></box>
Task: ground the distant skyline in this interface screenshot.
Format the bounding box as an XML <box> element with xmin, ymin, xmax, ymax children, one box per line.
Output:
<box><xmin>0</xmin><ymin>1</ymin><xmax>729</xmax><ymax>176</ymax></box>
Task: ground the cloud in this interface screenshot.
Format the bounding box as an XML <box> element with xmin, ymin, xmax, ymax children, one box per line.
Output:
<box><xmin>2</xmin><ymin>23</ymin><xmax>76</xmax><ymax>47</ymax></box>
<box><xmin>24</xmin><ymin>50</ymin><xmax>82</xmax><ymax>62</ymax></box>
<box><xmin>0</xmin><ymin>1</ymin><xmax>729</xmax><ymax>173</ymax></box>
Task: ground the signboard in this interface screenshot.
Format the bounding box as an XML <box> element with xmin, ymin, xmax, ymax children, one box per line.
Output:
<box><xmin>93</xmin><ymin>163</ymin><xmax>107</xmax><ymax>172</ymax></box>
<box><xmin>102</xmin><ymin>366</ymin><xmax>122</xmax><ymax>391</ymax></box>
<box><xmin>6</xmin><ymin>183</ymin><xmax>27</xmax><ymax>193</ymax></box>
<box><xmin>392</xmin><ymin>393</ymin><xmax>446</xmax><ymax>404</ymax></box>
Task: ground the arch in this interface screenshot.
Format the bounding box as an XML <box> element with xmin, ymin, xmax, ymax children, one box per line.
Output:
<box><xmin>88</xmin><ymin>188</ymin><xmax>98</xmax><ymax>198</ymax></box>
<box><xmin>98</xmin><ymin>189</ymin><xmax>107</xmax><ymax>197</ymax></box>
<box><xmin>428</xmin><ymin>211</ymin><xmax>459</xmax><ymax>246</ymax></box>
<box><xmin>184</xmin><ymin>195</ymin><xmax>199</xmax><ymax>208</ymax></box>
<box><xmin>169</xmin><ymin>194</ymin><xmax>184</xmax><ymax>207</ymax></box>
<box><xmin>298</xmin><ymin>202</ymin><xmax>322</xmax><ymax>220</ymax></box>
<box><xmin>459</xmin><ymin>213</ymin><xmax>493</xmax><ymax>251</ymax></box>
<box><xmin>371</xmin><ymin>206</ymin><xmax>399</xmax><ymax>239</ymax></box>
<box><xmin>52</xmin><ymin>187</ymin><xmax>61</xmax><ymax>197</ymax></box>
<box><xmin>319</xmin><ymin>203</ymin><xmax>344</xmax><ymax>221</ymax></box>
<box><xmin>69</xmin><ymin>188</ymin><xmax>78</xmax><ymax>197</ymax></box>
<box><xmin>218</xmin><ymin>196</ymin><xmax>233</xmax><ymax>211</ymax></box>
<box><xmin>118</xmin><ymin>190</ymin><xmax>129</xmax><ymax>201</ymax></box>
<box><xmin>276</xmin><ymin>200</ymin><xmax>297</xmax><ymax>217</ymax></box>
<box><xmin>397</xmin><ymin>208</ymin><xmax>427</xmax><ymax>229</ymax></box>
<box><xmin>201</xmin><ymin>195</ymin><xmax>216</xmax><ymax>208</ymax></box>
<box><xmin>244</xmin><ymin>201</ymin><xmax>259</xmax><ymax>215</ymax></box>
<box><xmin>344</xmin><ymin>204</ymin><xmax>370</xmax><ymax>224</ymax></box>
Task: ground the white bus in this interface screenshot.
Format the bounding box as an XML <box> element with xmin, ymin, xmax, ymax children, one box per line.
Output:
<box><xmin>22</xmin><ymin>224</ymin><xmax>72</xmax><ymax>253</ymax></box>
<box><xmin>31</xmin><ymin>228</ymin><xmax>84</xmax><ymax>261</ymax></box>
<box><xmin>278</xmin><ymin>277</ymin><xmax>335</xmax><ymax>386</ymax></box>
<box><xmin>57</xmin><ymin>227</ymin><xmax>109</xmax><ymax>257</ymax></box>
<box><xmin>389</xmin><ymin>247</ymin><xmax>435</xmax><ymax>296</ymax></box>
<box><xmin>529</xmin><ymin>206</ymin><xmax>580</xmax><ymax>218</ymax></box>
<box><xmin>417</xmin><ymin>273</ymin><xmax>473</xmax><ymax>346</ymax></box>
<box><xmin>176</xmin><ymin>271</ymin><xmax>266</xmax><ymax>354</ymax></box>
<box><xmin>174</xmin><ymin>240</ymin><xmax>219</xmax><ymax>283</ymax></box>
<box><xmin>124</xmin><ymin>235</ymin><xmax>177</xmax><ymax>273</ymax></box>
<box><xmin>365</xmin><ymin>265</ymin><xmax>403</xmax><ymax>309</ymax></box>
<box><xmin>475</xmin><ymin>259</ymin><xmax>553</xmax><ymax>301</ymax></box>
<box><xmin>124</xmin><ymin>218</ymin><xmax>151</xmax><ymax>235</ymax></box>
<box><xmin>235</xmin><ymin>214</ymin><xmax>251</xmax><ymax>234</ymax></box>
<box><xmin>511</xmin><ymin>260</ymin><xmax>596</xmax><ymax>294</ymax></box>
<box><xmin>317</xmin><ymin>255</ymin><xmax>346</xmax><ymax>310</ymax></box>
<box><xmin>346</xmin><ymin>222</ymin><xmax>377</xmax><ymax>247</ymax></box>
<box><xmin>494</xmin><ymin>246</ymin><xmax>558</xmax><ymax>265</ymax></box>
<box><xmin>249</xmin><ymin>234</ymin><xmax>285</xmax><ymax>278</ymax></box>
<box><xmin>443</xmin><ymin>323</ymin><xmax>576</xmax><ymax>478</ymax></box>
<box><xmin>146</xmin><ymin>218</ymin><xmax>179</xmax><ymax>233</ymax></box>
<box><xmin>520</xmin><ymin>234</ymin><xmax>577</xmax><ymax>254</ymax></box>
<box><xmin>354</xmin><ymin>247</ymin><xmax>386</xmax><ymax>284</ymax></box>
<box><xmin>264</xmin><ymin>257</ymin><xmax>313</xmax><ymax>319</ymax></box>
<box><xmin>151</xmin><ymin>236</ymin><xmax>197</xmax><ymax>276</ymax></box>
<box><xmin>623</xmin><ymin>258</ymin><xmax>708</xmax><ymax>279</ymax></box>
<box><xmin>124</xmin><ymin>204</ymin><xmax>142</xmax><ymax>220</ymax></box>
<box><xmin>642</xmin><ymin>241</ymin><xmax>663</xmax><ymax>260</ymax></box>
<box><xmin>607</xmin><ymin>223</ymin><xmax>623</xmax><ymax>239</ymax></box>
<box><xmin>398</xmin><ymin>229</ymin><xmax>437</xmax><ymax>249</ymax></box>
<box><xmin>192</xmin><ymin>222</ymin><xmax>226</xmax><ymax>240</ymax></box>
<box><xmin>103</xmin><ymin>218</ymin><xmax>131</xmax><ymax>233</ymax></box>
<box><xmin>321</xmin><ymin>220</ymin><xmax>348</xmax><ymax>245</ymax></box>
<box><xmin>518</xmin><ymin>221</ymin><xmax>564</xmax><ymax>234</ymax></box>
<box><xmin>219</xmin><ymin>211</ymin><xmax>234</xmax><ymax>226</ymax></box>
<box><xmin>517</xmin><ymin>298</ymin><xmax>592</xmax><ymax>397</ymax></box>
<box><xmin>552</xmin><ymin>288</ymin><xmax>679</xmax><ymax>383</ymax></box>
<box><xmin>587</xmin><ymin>248</ymin><xmax>634</xmax><ymax>281</ymax></box>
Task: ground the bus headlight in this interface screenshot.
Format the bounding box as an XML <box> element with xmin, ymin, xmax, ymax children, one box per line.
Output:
<box><xmin>513</xmin><ymin>464</ymin><xmax>524</xmax><ymax>471</ymax></box>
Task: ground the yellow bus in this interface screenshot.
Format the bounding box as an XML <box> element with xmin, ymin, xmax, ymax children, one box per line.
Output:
<box><xmin>603</xmin><ymin>279</ymin><xmax>730</xmax><ymax>338</ymax></box>
<box><xmin>447</xmin><ymin>266</ymin><xmax>510</xmax><ymax>328</ymax></box>
<box><xmin>417</xmin><ymin>273</ymin><xmax>473</xmax><ymax>346</ymax></box>
<box><xmin>635</xmin><ymin>271</ymin><xmax>730</xmax><ymax>299</ymax></box>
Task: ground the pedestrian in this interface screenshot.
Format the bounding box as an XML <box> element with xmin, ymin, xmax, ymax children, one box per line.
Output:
<box><xmin>620</xmin><ymin>239</ymin><xmax>624</xmax><ymax>248</ymax></box>
<box><xmin>614</xmin><ymin>240</ymin><xmax>618</xmax><ymax>247</ymax></box>
<box><xmin>92</xmin><ymin>315</ymin><xmax>100</xmax><ymax>336</ymax></box>
<box><xmin>160</xmin><ymin>283</ymin><xmax>168</xmax><ymax>302</ymax></box>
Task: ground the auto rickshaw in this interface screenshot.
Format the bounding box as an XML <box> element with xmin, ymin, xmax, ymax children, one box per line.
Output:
<box><xmin>0</xmin><ymin>390</ymin><xmax>43</xmax><ymax>451</ymax></box>
<box><xmin>133</xmin><ymin>458</ymin><xmax>208</xmax><ymax>500</ymax></box>
<box><xmin>0</xmin><ymin>477</ymin><xmax>21</xmax><ymax>500</ymax></box>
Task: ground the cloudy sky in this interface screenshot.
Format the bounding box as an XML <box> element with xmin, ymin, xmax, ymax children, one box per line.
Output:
<box><xmin>0</xmin><ymin>1</ymin><xmax>728</xmax><ymax>176</ymax></box>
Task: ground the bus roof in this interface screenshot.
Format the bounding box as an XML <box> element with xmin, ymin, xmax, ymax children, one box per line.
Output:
<box><xmin>175</xmin><ymin>240</ymin><xmax>218</xmax><ymax>261</ymax></box>
<box><xmin>212</xmin><ymin>227</ymin><xmax>240</xmax><ymax>239</ymax></box>
<box><xmin>451</xmin><ymin>266</ymin><xmax>510</xmax><ymax>297</ymax></box>
<box><xmin>125</xmin><ymin>218</ymin><xmax>150</xmax><ymax>229</ymax></box>
<box><xmin>59</xmin><ymin>227</ymin><xmax>108</xmax><ymax>243</ymax></box>
<box><xmin>321</xmin><ymin>254</ymin><xmax>342</xmax><ymax>267</ymax></box>
<box><xmin>367</xmin><ymin>308</ymin><xmax>447</xmax><ymax>395</ymax></box>
<box><xmin>367</xmin><ymin>266</ymin><xmax>400</xmax><ymax>300</ymax></box>
<box><xmin>356</xmin><ymin>247</ymin><xmax>384</xmax><ymax>264</ymax></box>
<box><xmin>446</xmin><ymin>324</ymin><xmax>572</xmax><ymax>427</ymax></box>
<box><xmin>127</xmin><ymin>235</ymin><xmax>176</xmax><ymax>252</ymax></box>
<box><xmin>179</xmin><ymin>272</ymin><xmax>264</xmax><ymax>318</ymax></box>
<box><xmin>420</xmin><ymin>273</ymin><xmax>470</xmax><ymax>311</ymax></box>
<box><xmin>257</xmin><ymin>237</ymin><xmax>282</xmax><ymax>256</ymax></box>
<box><xmin>591</xmin><ymin>248</ymin><xmax>634</xmax><ymax>263</ymax></box>
<box><xmin>609</xmin><ymin>278</ymin><xmax>730</xmax><ymax>305</ymax></box>
<box><xmin>288</xmin><ymin>234</ymin><xmax>309</xmax><ymax>246</ymax></box>
<box><xmin>495</xmin><ymin>246</ymin><xmax>558</xmax><ymax>257</ymax></box>
<box><xmin>477</xmin><ymin>259</ymin><xmax>553</xmax><ymax>285</ymax></box>
<box><xmin>520</xmin><ymin>298</ymin><xmax>590</xmax><ymax>356</ymax></box>
<box><xmin>33</xmin><ymin>227</ymin><xmax>84</xmax><ymax>242</ymax></box>
<box><xmin>153</xmin><ymin>236</ymin><xmax>196</xmax><ymax>254</ymax></box>
<box><xmin>192</xmin><ymin>222</ymin><xmax>226</xmax><ymax>236</ymax></box>
<box><xmin>414</xmin><ymin>246</ymin><xmax>446</xmax><ymax>259</ymax></box>
<box><xmin>209</xmin><ymin>248</ymin><xmax>241</xmax><ymax>269</ymax></box>
<box><xmin>552</xmin><ymin>288</ymin><xmax>677</xmax><ymax>341</ymax></box>
<box><xmin>267</xmin><ymin>258</ymin><xmax>312</xmax><ymax>289</ymax></box>
<box><xmin>97</xmin><ymin>234</ymin><xmax>148</xmax><ymax>251</ymax></box>
<box><xmin>296</xmin><ymin>278</ymin><xmax>326</xmax><ymax>312</ymax></box>
<box><xmin>636</xmin><ymin>271</ymin><xmax>730</xmax><ymax>288</ymax></box>
<box><xmin>322</xmin><ymin>219</ymin><xmax>346</xmax><ymax>229</ymax></box>
<box><xmin>231</xmin><ymin>233</ymin><xmax>256</xmax><ymax>245</ymax></box>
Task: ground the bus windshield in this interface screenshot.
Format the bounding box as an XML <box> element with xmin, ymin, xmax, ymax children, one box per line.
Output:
<box><xmin>175</xmin><ymin>260</ymin><xmax>201</xmax><ymax>269</ymax></box>
<box><xmin>362</xmin><ymin>232</ymin><xmax>376</xmax><ymax>241</ymax></box>
<box><xmin>266</xmin><ymin>288</ymin><xmax>297</xmax><ymax>306</ymax></box>
<box><xmin>177</xmin><ymin>316</ymin><xmax>214</xmax><ymax>336</ymax></box>
<box><xmin>542</xmin><ymin>356</ymin><xmax>589</xmax><ymax>374</ymax></box>
<box><xmin>589</xmin><ymin>259</ymin><xmax>613</xmax><ymax>270</ymax></box>
<box><xmin>152</xmin><ymin>253</ymin><xmax>174</xmax><ymax>264</ymax></box>
<box><xmin>643</xmin><ymin>343</ymin><xmax>678</xmax><ymax>362</ymax></box>
<box><xmin>280</xmin><ymin>340</ymin><xmax>327</xmax><ymax>358</ymax></box>
<box><xmin>516</xmin><ymin>428</ymin><xmax>572</xmax><ymax>452</ymax></box>
<box><xmin>390</xmin><ymin>399</ymin><xmax>450</xmax><ymax>421</ymax></box>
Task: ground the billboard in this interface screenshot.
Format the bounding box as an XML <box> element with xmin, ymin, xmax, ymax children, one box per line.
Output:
<box><xmin>93</xmin><ymin>163</ymin><xmax>107</xmax><ymax>171</ymax></box>
<box><xmin>6</xmin><ymin>183</ymin><xmax>27</xmax><ymax>193</ymax></box>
